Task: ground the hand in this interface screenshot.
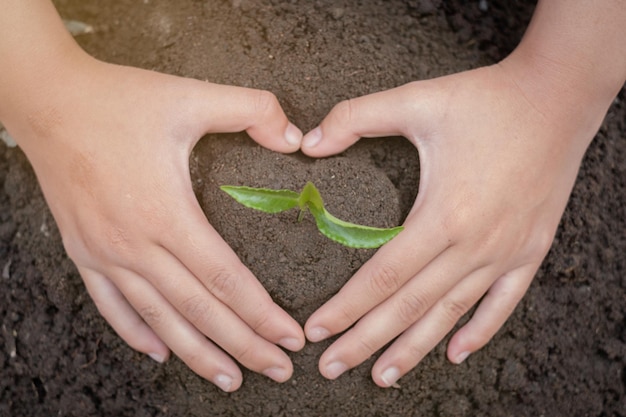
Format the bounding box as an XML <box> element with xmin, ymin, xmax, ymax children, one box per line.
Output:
<box><xmin>9</xmin><ymin>56</ymin><xmax>305</xmax><ymax>391</ymax></box>
<box><xmin>300</xmin><ymin>58</ymin><xmax>605</xmax><ymax>386</ymax></box>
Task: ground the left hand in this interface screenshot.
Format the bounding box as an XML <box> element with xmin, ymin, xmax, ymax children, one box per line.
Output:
<box><xmin>5</xmin><ymin>56</ymin><xmax>305</xmax><ymax>391</ymax></box>
<box><xmin>299</xmin><ymin>60</ymin><xmax>605</xmax><ymax>387</ymax></box>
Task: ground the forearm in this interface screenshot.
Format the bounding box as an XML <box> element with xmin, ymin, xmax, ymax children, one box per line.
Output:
<box><xmin>0</xmin><ymin>0</ymin><xmax>90</xmax><ymax>143</ymax></box>
<box><xmin>500</xmin><ymin>0</ymin><xmax>626</xmax><ymax>151</ymax></box>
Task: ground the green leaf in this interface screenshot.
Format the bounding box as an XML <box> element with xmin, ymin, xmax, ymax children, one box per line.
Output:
<box><xmin>298</xmin><ymin>181</ymin><xmax>324</xmax><ymax>211</ymax></box>
<box><xmin>308</xmin><ymin>204</ymin><xmax>404</xmax><ymax>249</ymax></box>
<box><xmin>220</xmin><ymin>182</ymin><xmax>404</xmax><ymax>248</ymax></box>
<box><xmin>220</xmin><ymin>185</ymin><xmax>299</xmax><ymax>213</ymax></box>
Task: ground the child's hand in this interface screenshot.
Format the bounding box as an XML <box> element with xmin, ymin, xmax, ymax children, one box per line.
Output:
<box><xmin>300</xmin><ymin>58</ymin><xmax>609</xmax><ymax>386</ymax></box>
<box><xmin>6</xmin><ymin>56</ymin><xmax>304</xmax><ymax>392</ymax></box>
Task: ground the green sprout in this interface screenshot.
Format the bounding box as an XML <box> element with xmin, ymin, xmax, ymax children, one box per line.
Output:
<box><xmin>220</xmin><ymin>182</ymin><xmax>404</xmax><ymax>249</ymax></box>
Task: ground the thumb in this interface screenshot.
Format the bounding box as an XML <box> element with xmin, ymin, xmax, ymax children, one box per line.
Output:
<box><xmin>301</xmin><ymin>82</ymin><xmax>435</xmax><ymax>157</ymax></box>
<box><xmin>187</xmin><ymin>81</ymin><xmax>302</xmax><ymax>153</ymax></box>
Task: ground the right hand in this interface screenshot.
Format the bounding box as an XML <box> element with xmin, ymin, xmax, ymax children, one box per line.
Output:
<box><xmin>299</xmin><ymin>58</ymin><xmax>607</xmax><ymax>386</ymax></box>
<box><xmin>6</xmin><ymin>54</ymin><xmax>305</xmax><ymax>392</ymax></box>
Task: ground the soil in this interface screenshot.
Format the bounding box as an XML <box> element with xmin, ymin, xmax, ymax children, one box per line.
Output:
<box><xmin>1</xmin><ymin>0</ymin><xmax>625</xmax><ymax>416</ymax></box>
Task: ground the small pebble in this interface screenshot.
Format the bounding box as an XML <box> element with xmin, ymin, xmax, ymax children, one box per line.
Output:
<box><xmin>330</xmin><ymin>7</ymin><xmax>345</xmax><ymax>20</ymax></box>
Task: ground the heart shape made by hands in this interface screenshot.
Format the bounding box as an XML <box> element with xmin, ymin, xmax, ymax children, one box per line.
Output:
<box><xmin>191</xmin><ymin>133</ymin><xmax>419</xmax><ymax>323</ymax></box>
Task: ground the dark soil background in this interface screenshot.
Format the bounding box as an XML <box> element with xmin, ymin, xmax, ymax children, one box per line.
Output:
<box><xmin>1</xmin><ymin>0</ymin><xmax>625</xmax><ymax>416</ymax></box>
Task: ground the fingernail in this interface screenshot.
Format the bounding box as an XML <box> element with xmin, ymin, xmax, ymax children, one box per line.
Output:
<box><xmin>263</xmin><ymin>366</ymin><xmax>290</xmax><ymax>383</ymax></box>
<box><xmin>454</xmin><ymin>351</ymin><xmax>471</xmax><ymax>364</ymax></box>
<box><xmin>214</xmin><ymin>374</ymin><xmax>234</xmax><ymax>392</ymax></box>
<box><xmin>148</xmin><ymin>352</ymin><xmax>165</xmax><ymax>364</ymax></box>
<box><xmin>279</xmin><ymin>337</ymin><xmax>302</xmax><ymax>351</ymax></box>
<box><xmin>325</xmin><ymin>361</ymin><xmax>348</xmax><ymax>379</ymax></box>
<box><xmin>380</xmin><ymin>366</ymin><xmax>401</xmax><ymax>387</ymax></box>
<box><xmin>302</xmin><ymin>127</ymin><xmax>322</xmax><ymax>148</ymax></box>
<box><xmin>284</xmin><ymin>122</ymin><xmax>303</xmax><ymax>146</ymax></box>
<box><xmin>307</xmin><ymin>326</ymin><xmax>330</xmax><ymax>342</ymax></box>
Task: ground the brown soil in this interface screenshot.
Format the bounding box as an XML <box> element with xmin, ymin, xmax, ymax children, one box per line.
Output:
<box><xmin>1</xmin><ymin>1</ymin><xmax>625</xmax><ymax>416</ymax></box>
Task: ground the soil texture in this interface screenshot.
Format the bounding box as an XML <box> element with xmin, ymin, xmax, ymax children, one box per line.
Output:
<box><xmin>1</xmin><ymin>0</ymin><xmax>625</xmax><ymax>416</ymax></box>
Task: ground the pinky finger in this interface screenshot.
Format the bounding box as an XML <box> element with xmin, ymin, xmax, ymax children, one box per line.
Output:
<box><xmin>78</xmin><ymin>266</ymin><xmax>170</xmax><ymax>363</ymax></box>
<box><xmin>446</xmin><ymin>263</ymin><xmax>539</xmax><ymax>364</ymax></box>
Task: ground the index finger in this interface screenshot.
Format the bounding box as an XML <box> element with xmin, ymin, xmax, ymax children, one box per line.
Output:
<box><xmin>179</xmin><ymin>80</ymin><xmax>302</xmax><ymax>153</ymax></box>
<box><xmin>304</xmin><ymin>209</ymin><xmax>448</xmax><ymax>342</ymax></box>
<box><xmin>162</xmin><ymin>199</ymin><xmax>306</xmax><ymax>352</ymax></box>
<box><xmin>300</xmin><ymin>81</ymin><xmax>441</xmax><ymax>158</ymax></box>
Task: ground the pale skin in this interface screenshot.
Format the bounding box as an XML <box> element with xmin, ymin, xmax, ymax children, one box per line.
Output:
<box><xmin>1</xmin><ymin>0</ymin><xmax>624</xmax><ymax>393</ymax></box>
<box><xmin>0</xmin><ymin>0</ymin><xmax>306</xmax><ymax>392</ymax></box>
<box><xmin>301</xmin><ymin>0</ymin><xmax>626</xmax><ymax>387</ymax></box>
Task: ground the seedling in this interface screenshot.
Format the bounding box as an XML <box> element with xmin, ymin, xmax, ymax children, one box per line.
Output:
<box><xmin>220</xmin><ymin>182</ymin><xmax>403</xmax><ymax>249</ymax></box>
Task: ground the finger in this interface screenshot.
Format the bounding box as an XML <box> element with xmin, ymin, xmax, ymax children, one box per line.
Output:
<box><xmin>126</xmin><ymin>245</ymin><xmax>295</xmax><ymax>383</ymax></box>
<box><xmin>370</xmin><ymin>263</ymin><xmax>536</xmax><ymax>388</ymax></box>
<box><xmin>370</xmin><ymin>265</ymin><xmax>498</xmax><ymax>387</ymax></box>
<box><xmin>162</xmin><ymin>203</ymin><xmax>305</xmax><ymax>352</ymax></box>
<box><xmin>186</xmin><ymin>81</ymin><xmax>302</xmax><ymax>153</ymax></box>
<box><xmin>109</xmin><ymin>267</ymin><xmax>245</xmax><ymax>392</ymax></box>
<box><xmin>304</xmin><ymin>211</ymin><xmax>448</xmax><ymax>343</ymax></box>
<box><xmin>78</xmin><ymin>266</ymin><xmax>170</xmax><ymax>363</ymax></box>
<box><xmin>446</xmin><ymin>263</ymin><xmax>538</xmax><ymax>365</ymax></box>
<box><xmin>314</xmin><ymin>245</ymin><xmax>481</xmax><ymax>380</ymax></box>
<box><xmin>301</xmin><ymin>82</ymin><xmax>436</xmax><ymax>157</ymax></box>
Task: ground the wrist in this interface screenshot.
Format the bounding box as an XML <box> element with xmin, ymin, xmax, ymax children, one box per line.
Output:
<box><xmin>0</xmin><ymin>0</ymin><xmax>93</xmax><ymax>146</ymax></box>
<box><xmin>495</xmin><ymin>0</ymin><xmax>625</xmax><ymax>152</ymax></box>
<box><xmin>0</xmin><ymin>48</ymin><xmax>96</xmax><ymax>152</ymax></box>
<box><xmin>498</xmin><ymin>43</ymin><xmax>622</xmax><ymax>155</ymax></box>
<box><xmin>503</xmin><ymin>40</ymin><xmax>622</xmax><ymax>117</ymax></box>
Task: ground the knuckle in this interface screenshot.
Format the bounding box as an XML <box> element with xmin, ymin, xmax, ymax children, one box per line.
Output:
<box><xmin>179</xmin><ymin>350</ymin><xmax>204</xmax><ymax>371</ymax></box>
<box><xmin>104</xmin><ymin>226</ymin><xmax>134</xmax><ymax>257</ymax></box>
<box><xmin>406</xmin><ymin>341</ymin><xmax>429</xmax><ymax>362</ymax></box>
<box><xmin>206</xmin><ymin>266</ymin><xmax>240</xmax><ymax>301</ymax></box>
<box><xmin>231</xmin><ymin>341</ymin><xmax>258</xmax><ymax>366</ymax></box>
<box><xmin>248</xmin><ymin>309</ymin><xmax>271</xmax><ymax>333</ymax></box>
<box><xmin>62</xmin><ymin>223</ymin><xmax>137</xmax><ymax>268</ymax></box>
<box><xmin>253</xmin><ymin>89</ymin><xmax>280</xmax><ymax>120</ymax></box>
<box><xmin>441</xmin><ymin>297</ymin><xmax>471</xmax><ymax>323</ymax></box>
<box><xmin>440</xmin><ymin>206</ymin><xmax>471</xmax><ymax>239</ymax></box>
<box><xmin>368</xmin><ymin>262</ymin><xmax>403</xmax><ymax>296</ymax></box>
<box><xmin>180</xmin><ymin>295</ymin><xmax>213</xmax><ymax>325</ymax></box>
<box><xmin>396</xmin><ymin>292</ymin><xmax>430</xmax><ymax>326</ymax></box>
<box><xmin>355</xmin><ymin>335</ymin><xmax>378</xmax><ymax>358</ymax></box>
<box><xmin>138</xmin><ymin>304</ymin><xmax>165</xmax><ymax>329</ymax></box>
<box><xmin>333</xmin><ymin>298</ymin><xmax>361</xmax><ymax>328</ymax></box>
<box><xmin>330</xmin><ymin>99</ymin><xmax>355</xmax><ymax>125</ymax></box>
